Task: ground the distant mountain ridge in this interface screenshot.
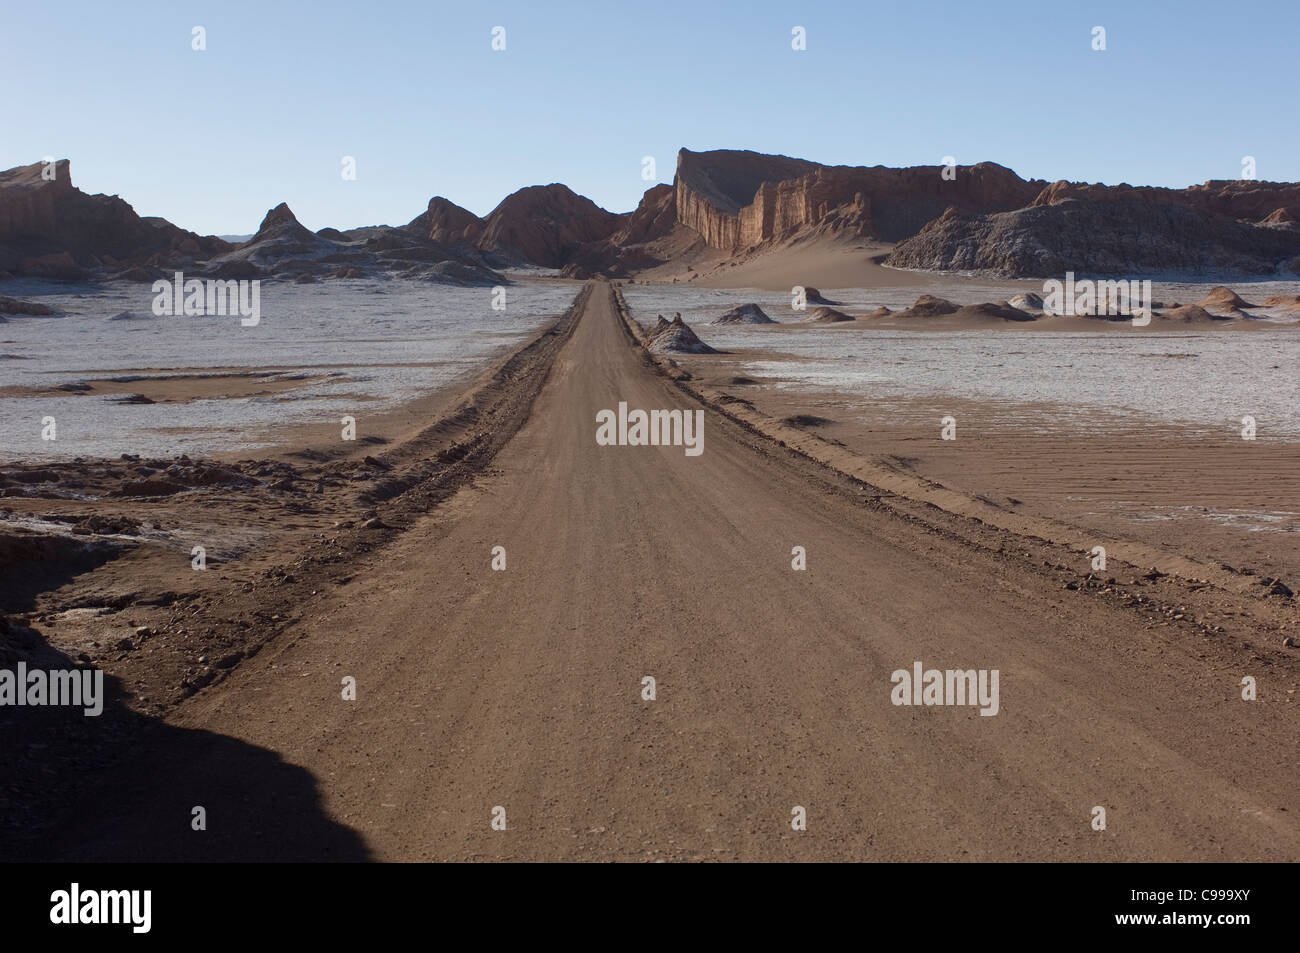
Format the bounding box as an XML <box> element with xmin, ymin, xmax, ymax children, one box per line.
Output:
<box><xmin>3</xmin><ymin>151</ymin><xmax>1299</xmax><ymax>281</ymax></box>
<box><xmin>0</xmin><ymin>160</ymin><xmax>229</xmax><ymax>279</ymax></box>
<box><xmin>886</xmin><ymin>178</ymin><xmax>1300</xmax><ymax>277</ymax></box>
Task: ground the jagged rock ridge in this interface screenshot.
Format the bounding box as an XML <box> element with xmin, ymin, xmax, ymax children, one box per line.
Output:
<box><xmin>645</xmin><ymin>313</ymin><xmax>718</xmax><ymax>353</ymax></box>
<box><xmin>886</xmin><ymin>179</ymin><xmax>1300</xmax><ymax>278</ymax></box>
<box><xmin>8</xmin><ymin>149</ymin><xmax>1300</xmax><ymax>283</ymax></box>
<box><xmin>0</xmin><ymin>160</ymin><xmax>229</xmax><ymax>279</ymax></box>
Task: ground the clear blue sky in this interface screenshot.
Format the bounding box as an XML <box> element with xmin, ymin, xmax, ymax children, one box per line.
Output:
<box><xmin>4</xmin><ymin>0</ymin><xmax>1297</xmax><ymax>235</ymax></box>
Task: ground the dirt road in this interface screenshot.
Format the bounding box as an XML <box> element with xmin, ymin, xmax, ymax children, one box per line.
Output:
<box><xmin>48</xmin><ymin>282</ymin><xmax>1298</xmax><ymax>861</ymax></box>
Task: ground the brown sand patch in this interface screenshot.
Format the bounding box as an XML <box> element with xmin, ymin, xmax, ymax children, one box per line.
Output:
<box><xmin>686</xmin><ymin>238</ymin><xmax>923</xmax><ymax>291</ymax></box>
<box><xmin>0</xmin><ymin>286</ymin><xmax>590</xmax><ymax>731</ymax></box>
<box><xmin>0</xmin><ymin>370</ymin><xmax>346</xmax><ymax>402</ymax></box>
<box><xmin>668</xmin><ymin>351</ymin><xmax>1300</xmax><ymax>586</ymax></box>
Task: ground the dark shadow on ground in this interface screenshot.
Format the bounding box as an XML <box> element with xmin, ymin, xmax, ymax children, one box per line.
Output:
<box><xmin>0</xmin><ymin>616</ymin><xmax>371</xmax><ymax>862</ymax></box>
<box><xmin>0</xmin><ymin>530</ymin><xmax>126</xmax><ymax>613</ymax></box>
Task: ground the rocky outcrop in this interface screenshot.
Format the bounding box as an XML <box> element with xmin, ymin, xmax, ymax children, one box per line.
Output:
<box><xmin>801</xmin><ymin>306</ymin><xmax>854</xmax><ymax>323</ymax></box>
<box><xmin>1033</xmin><ymin>178</ymin><xmax>1300</xmax><ymax>224</ymax></box>
<box><xmin>400</xmin><ymin>260</ymin><xmax>503</xmax><ymax>285</ymax></box>
<box><xmin>673</xmin><ymin>148</ymin><xmax>1044</xmax><ymax>251</ymax></box>
<box><xmin>206</xmin><ymin>202</ymin><xmax>500</xmax><ymax>283</ymax></box>
<box><xmin>951</xmin><ymin>301</ymin><xmax>1036</xmax><ymax>322</ymax></box>
<box><xmin>0</xmin><ymin>159</ymin><xmax>229</xmax><ymax>278</ymax></box>
<box><xmin>477</xmin><ymin>184</ymin><xmax>622</xmax><ymax>267</ymax></box>
<box><xmin>895</xmin><ymin>295</ymin><xmax>959</xmax><ymax>318</ymax></box>
<box><xmin>0</xmin><ymin>296</ymin><xmax>57</xmax><ymax>316</ymax></box>
<box><xmin>404</xmin><ymin>196</ymin><xmax>483</xmax><ymax>246</ymax></box>
<box><xmin>612</xmin><ymin>184</ymin><xmax>676</xmax><ymax>245</ymax></box>
<box><xmin>1195</xmin><ymin>286</ymin><xmax>1258</xmax><ymax>312</ymax></box>
<box><xmin>557</xmin><ymin>184</ymin><xmax>687</xmax><ymax>278</ymax></box>
<box><xmin>646</xmin><ymin>313</ymin><xmax>718</xmax><ymax>354</ymax></box>
<box><xmin>252</xmin><ymin>202</ymin><xmax>316</xmax><ymax>244</ymax></box>
<box><xmin>1263</xmin><ymin>294</ymin><xmax>1300</xmax><ymax>316</ymax></box>
<box><xmin>0</xmin><ymin>161</ymin><xmax>68</xmax><ymax>241</ymax></box>
<box><xmin>0</xmin><ymin>158</ymin><xmax>504</xmax><ymax>284</ymax></box>
<box><xmin>202</xmin><ymin>203</ymin><xmax>340</xmax><ymax>275</ymax></box>
<box><xmin>1008</xmin><ymin>292</ymin><xmax>1044</xmax><ymax>312</ymax></box>
<box><xmin>887</xmin><ymin>181</ymin><xmax>1300</xmax><ymax>278</ymax></box>
<box><xmin>1159</xmin><ymin>304</ymin><xmax>1229</xmax><ymax>323</ymax></box>
<box><xmin>714</xmin><ymin>303</ymin><xmax>775</xmax><ymax>325</ymax></box>
<box><xmin>403</xmin><ymin>186</ymin><xmax>639</xmax><ymax>273</ymax></box>
<box><xmin>674</xmin><ymin>149</ymin><xmax>821</xmax><ymax>248</ymax></box>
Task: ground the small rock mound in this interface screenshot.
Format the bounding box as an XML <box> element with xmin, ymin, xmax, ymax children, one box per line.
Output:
<box><xmin>781</xmin><ymin>414</ymin><xmax>833</xmax><ymax>428</ymax></box>
<box><xmin>646</xmin><ymin>313</ymin><xmax>718</xmax><ymax>354</ymax></box>
<box><xmin>952</xmin><ymin>301</ymin><xmax>1037</xmax><ymax>322</ymax></box>
<box><xmin>1195</xmin><ymin>286</ymin><xmax>1257</xmax><ymax>312</ymax></box>
<box><xmin>714</xmin><ymin>303</ymin><xmax>775</xmax><ymax>325</ymax></box>
<box><xmin>862</xmin><ymin>306</ymin><xmax>893</xmax><ymax>319</ymax></box>
<box><xmin>896</xmin><ymin>295</ymin><xmax>959</xmax><ymax>318</ymax></box>
<box><xmin>1263</xmin><ymin>294</ymin><xmax>1300</xmax><ymax>315</ymax></box>
<box><xmin>72</xmin><ymin>514</ymin><xmax>142</xmax><ymax>536</ymax></box>
<box><xmin>0</xmin><ymin>296</ymin><xmax>57</xmax><ymax>316</ymax></box>
<box><xmin>1158</xmin><ymin>304</ymin><xmax>1228</xmax><ymax>323</ymax></box>
<box><xmin>804</xmin><ymin>287</ymin><xmax>835</xmax><ymax>305</ymax></box>
<box><xmin>402</xmin><ymin>260</ymin><xmax>502</xmax><ymax>285</ymax></box>
<box><xmin>1008</xmin><ymin>292</ymin><xmax>1044</xmax><ymax>312</ymax></box>
<box><xmin>802</xmin><ymin>306</ymin><xmax>854</xmax><ymax>324</ymax></box>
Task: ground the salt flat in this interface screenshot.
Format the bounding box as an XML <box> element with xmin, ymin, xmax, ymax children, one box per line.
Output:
<box><xmin>622</xmin><ymin>282</ymin><xmax>1300</xmax><ymax>436</ymax></box>
<box><xmin>0</xmin><ymin>277</ymin><xmax>575</xmax><ymax>460</ymax></box>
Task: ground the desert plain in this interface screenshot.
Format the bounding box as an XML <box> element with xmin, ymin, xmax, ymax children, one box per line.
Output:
<box><xmin>1</xmin><ymin>148</ymin><xmax>1297</xmax><ymax>862</ymax></box>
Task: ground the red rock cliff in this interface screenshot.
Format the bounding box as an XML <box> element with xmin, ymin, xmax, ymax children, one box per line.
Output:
<box><xmin>405</xmin><ymin>196</ymin><xmax>483</xmax><ymax>245</ymax></box>
<box><xmin>0</xmin><ymin>160</ymin><xmax>74</xmax><ymax>241</ymax></box>
<box><xmin>673</xmin><ymin>148</ymin><xmax>1044</xmax><ymax>249</ymax></box>
<box><xmin>0</xmin><ymin>159</ymin><xmax>229</xmax><ymax>275</ymax></box>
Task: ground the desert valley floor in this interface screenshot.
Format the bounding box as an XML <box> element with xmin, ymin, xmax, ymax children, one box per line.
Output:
<box><xmin>1</xmin><ymin>278</ymin><xmax>1296</xmax><ymax>861</ymax></box>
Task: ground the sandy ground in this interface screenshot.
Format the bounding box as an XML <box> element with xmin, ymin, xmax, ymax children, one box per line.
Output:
<box><xmin>640</xmin><ymin>236</ymin><xmax>922</xmax><ymax>291</ymax></box>
<box><xmin>5</xmin><ymin>280</ymin><xmax>1295</xmax><ymax>863</ymax></box>
<box><xmin>0</xmin><ymin>368</ymin><xmax>350</xmax><ymax>402</ymax></box>
<box><xmin>675</xmin><ymin>355</ymin><xmax>1300</xmax><ymax>588</ymax></box>
<box><xmin>0</xmin><ymin>294</ymin><xmax>590</xmax><ymax>856</ymax></box>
